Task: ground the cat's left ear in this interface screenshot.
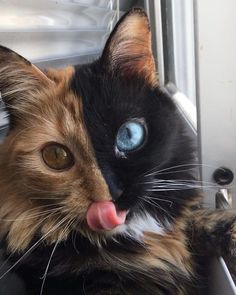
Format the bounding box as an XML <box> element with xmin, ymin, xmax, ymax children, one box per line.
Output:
<box><xmin>0</xmin><ymin>45</ymin><xmax>54</xmax><ymax>110</ymax></box>
<box><xmin>101</xmin><ymin>8</ymin><xmax>158</xmax><ymax>87</ymax></box>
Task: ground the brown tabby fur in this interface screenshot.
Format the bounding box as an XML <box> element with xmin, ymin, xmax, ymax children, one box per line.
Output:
<box><xmin>0</xmin><ymin>63</ymin><xmax>112</xmax><ymax>252</ymax></box>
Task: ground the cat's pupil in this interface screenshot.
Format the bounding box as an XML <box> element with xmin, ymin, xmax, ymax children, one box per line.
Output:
<box><xmin>125</xmin><ymin>127</ymin><xmax>132</xmax><ymax>139</ymax></box>
<box><xmin>55</xmin><ymin>147</ymin><xmax>66</xmax><ymax>160</ymax></box>
<box><xmin>116</xmin><ymin>121</ymin><xmax>146</xmax><ymax>152</ymax></box>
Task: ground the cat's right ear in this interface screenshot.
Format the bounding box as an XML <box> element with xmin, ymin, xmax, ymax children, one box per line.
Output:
<box><xmin>0</xmin><ymin>45</ymin><xmax>54</xmax><ymax>112</ymax></box>
<box><xmin>101</xmin><ymin>8</ymin><xmax>158</xmax><ymax>87</ymax></box>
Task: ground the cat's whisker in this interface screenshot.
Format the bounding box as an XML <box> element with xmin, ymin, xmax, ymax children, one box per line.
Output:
<box><xmin>141</xmin><ymin>163</ymin><xmax>201</xmax><ymax>178</ymax></box>
<box><xmin>139</xmin><ymin>178</ymin><xmax>218</xmax><ymax>190</ymax></box>
<box><xmin>39</xmin><ymin>240</ymin><xmax>59</xmax><ymax>295</ymax></box>
<box><xmin>146</xmin><ymin>187</ymin><xmax>216</xmax><ymax>192</ymax></box>
<box><xmin>0</xmin><ymin>216</ymin><xmax>68</xmax><ymax>281</ymax></box>
<box><xmin>147</xmin><ymin>181</ymin><xmax>216</xmax><ymax>188</ymax></box>
<box><xmin>22</xmin><ymin>205</ymin><xmax>64</xmax><ymax>215</ymax></box>
<box><xmin>0</xmin><ymin>211</ymin><xmax>63</xmax><ymax>273</ymax></box>
<box><xmin>22</xmin><ymin>183</ymin><xmax>68</xmax><ymax>196</ymax></box>
<box><xmin>24</xmin><ymin>204</ymin><xmax>61</xmax><ymax>212</ymax></box>
<box><xmin>148</xmin><ymin>184</ymin><xmax>213</xmax><ymax>189</ymax></box>
<box><xmin>147</xmin><ymin>185</ymin><xmax>205</xmax><ymax>189</ymax></box>
<box><xmin>0</xmin><ymin>204</ymin><xmax>64</xmax><ymax>223</ymax></box>
<box><xmin>0</xmin><ymin>207</ymin><xmax>63</xmax><ymax>222</ymax></box>
<box><xmin>142</xmin><ymin>195</ymin><xmax>173</xmax><ymax>207</ymax></box>
<box><xmin>29</xmin><ymin>197</ymin><xmax>63</xmax><ymax>200</ymax></box>
<box><xmin>60</xmin><ymin>218</ymin><xmax>75</xmax><ymax>242</ymax></box>
<box><xmin>157</xmin><ymin>168</ymin><xmax>199</xmax><ymax>175</ymax></box>
<box><xmin>150</xmin><ymin>179</ymin><xmax>216</xmax><ymax>185</ymax></box>
<box><xmin>142</xmin><ymin>163</ymin><xmax>221</xmax><ymax>178</ymax></box>
<box><xmin>72</xmin><ymin>231</ymin><xmax>80</xmax><ymax>256</ymax></box>
<box><xmin>138</xmin><ymin>196</ymin><xmax>174</xmax><ymax>221</ymax></box>
<box><xmin>145</xmin><ymin>179</ymin><xmax>215</xmax><ymax>184</ymax></box>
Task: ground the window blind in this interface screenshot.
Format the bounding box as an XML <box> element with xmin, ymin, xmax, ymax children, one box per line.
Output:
<box><xmin>0</xmin><ymin>0</ymin><xmax>128</xmax><ymax>68</ymax></box>
<box><xmin>0</xmin><ymin>0</ymin><xmax>140</xmax><ymax>136</ymax></box>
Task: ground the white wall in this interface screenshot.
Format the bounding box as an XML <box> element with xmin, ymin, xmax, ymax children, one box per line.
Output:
<box><xmin>195</xmin><ymin>0</ymin><xmax>236</xmax><ymax>207</ymax></box>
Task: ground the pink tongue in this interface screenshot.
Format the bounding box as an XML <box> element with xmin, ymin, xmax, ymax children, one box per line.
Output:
<box><xmin>86</xmin><ymin>201</ymin><xmax>127</xmax><ymax>231</ymax></box>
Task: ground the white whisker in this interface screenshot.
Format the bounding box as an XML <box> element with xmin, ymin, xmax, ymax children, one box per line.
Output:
<box><xmin>146</xmin><ymin>187</ymin><xmax>216</xmax><ymax>192</ymax></box>
<box><xmin>0</xmin><ymin>216</ymin><xmax>67</xmax><ymax>280</ymax></box>
<box><xmin>143</xmin><ymin>163</ymin><xmax>221</xmax><ymax>178</ymax></box>
<box><xmin>0</xmin><ymin>208</ymin><xmax>63</xmax><ymax>222</ymax></box>
<box><xmin>138</xmin><ymin>196</ymin><xmax>174</xmax><ymax>220</ymax></box>
<box><xmin>40</xmin><ymin>240</ymin><xmax>59</xmax><ymax>295</ymax></box>
<box><xmin>143</xmin><ymin>195</ymin><xmax>173</xmax><ymax>207</ymax></box>
<box><xmin>0</xmin><ymin>212</ymin><xmax>61</xmax><ymax>272</ymax></box>
<box><xmin>141</xmin><ymin>179</ymin><xmax>216</xmax><ymax>186</ymax></box>
<box><xmin>72</xmin><ymin>231</ymin><xmax>80</xmax><ymax>256</ymax></box>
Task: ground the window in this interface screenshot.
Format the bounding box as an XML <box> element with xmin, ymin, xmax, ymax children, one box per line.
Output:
<box><xmin>0</xmin><ymin>0</ymin><xmax>130</xmax><ymax>68</ymax></box>
<box><xmin>0</xmin><ymin>0</ymin><xmax>138</xmax><ymax>137</ymax></box>
<box><xmin>145</xmin><ymin>0</ymin><xmax>236</xmax><ymax>292</ymax></box>
<box><xmin>146</xmin><ymin>0</ymin><xmax>236</xmax><ymax>209</ymax></box>
<box><xmin>145</xmin><ymin>0</ymin><xmax>196</xmax><ymax>132</ymax></box>
<box><xmin>195</xmin><ymin>0</ymin><xmax>236</xmax><ymax>210</ymax></box>
<box><xmin>0</xmin><ymin>1</ymin><xmax>236</xmax><ymax>292</ymax></box>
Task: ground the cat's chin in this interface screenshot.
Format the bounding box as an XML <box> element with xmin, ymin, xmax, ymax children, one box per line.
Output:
<box><xmin>81</xmin><ymin>212</ymin><xmax>166</xmax><ymax>245</ymax></box>
<box><xmin>110</xmin><ymin>213</ymin><xmax>165</xmax><ymax>240</ymax></box>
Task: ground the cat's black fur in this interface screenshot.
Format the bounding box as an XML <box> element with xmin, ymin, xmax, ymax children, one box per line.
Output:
<box><xmin>72</xmin><ymin>61</ymin><xmax>197</xmax><ymax>222</ymax></box>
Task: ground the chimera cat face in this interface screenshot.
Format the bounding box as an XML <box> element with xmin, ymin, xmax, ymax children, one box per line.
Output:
<box><xmin>0</xmin><ymin>9</ymin><xmax>196</xmax><ymax>253</ymax></box>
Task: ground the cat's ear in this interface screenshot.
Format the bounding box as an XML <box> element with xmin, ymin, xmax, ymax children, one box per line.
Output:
<box><xmin>0</xmin><ymin>45</ymin><xmax>54</xmax><ymax>110</ymax></box>
<box><xmin>101</xmin><ymin>8</ymin><xmax>158</xmax><ymax>87</ymax></box>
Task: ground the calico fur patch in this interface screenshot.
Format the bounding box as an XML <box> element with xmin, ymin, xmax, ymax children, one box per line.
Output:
<box><xmin>0</xmin><ymin>7</ymin><xmax>236</xmax><ymax>295</ymax></box>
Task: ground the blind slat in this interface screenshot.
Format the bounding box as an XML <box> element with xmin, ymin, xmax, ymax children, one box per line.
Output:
<box><xmin>0</xmin><ymin>0</ymin><xmax>122</xmax><ymax>63</ymax></box>
<box><xmin>0</xmin><ymin>0</ymin><xmax>134</xmax><ymax>133</ymax></box>
<box><xmin>0</xmin><ymin>3</ymin><xmax>116</xmax><ymax>31</ymax></box>
<box><xmin>1</xmin><ymin>30</ymin><xmax>109</xmax><ymax>61</ymax></box>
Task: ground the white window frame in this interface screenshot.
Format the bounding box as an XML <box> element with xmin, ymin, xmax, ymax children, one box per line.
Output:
<box><xmin>145</xmin><ymin>0</ymin><xmax>197</xmax><ymax>133</ymax></box>
<box><xmin>145</xmin><ymin>1</ymin><xmax>236</xmax><ymax>293</ymax></box>
<box><xmin>195</xmin><ymin>0</ymin><xmax>236</xmax><ymax>210</ymax></box>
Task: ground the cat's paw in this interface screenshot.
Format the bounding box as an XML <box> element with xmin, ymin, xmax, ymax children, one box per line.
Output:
<box><xmin>228</xmin><ymin>220</ymin><xmax>236</xmax><ymax>257</ymax></box>
<box><xmin>223</xmin><ymin>218</ymin><xmax>236</xmax><ymax>283</ymax></box>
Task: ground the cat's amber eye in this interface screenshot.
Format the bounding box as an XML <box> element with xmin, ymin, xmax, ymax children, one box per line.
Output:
<box><xmin>41</xmin><ymin>143</ymin><xmax>74</xmax><ymax>171</ymax></box>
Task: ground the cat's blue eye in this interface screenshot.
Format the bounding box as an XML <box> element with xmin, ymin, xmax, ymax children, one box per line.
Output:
<box><xmin>116</xmin><ymin>120</ymin><xmax>146</xmax><ymax>152</ymax></box>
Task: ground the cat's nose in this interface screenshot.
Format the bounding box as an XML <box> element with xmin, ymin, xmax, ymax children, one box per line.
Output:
<box><xmin>100</xmin><ymin>164</ymin><xmax>124</xmax><ymax>201</ymax></box>
<box><xmin>104</xmin><ymin>174</ymin><xmax>124</xmax><ymax>201</ymax></box>
<box><xmin>108</xmin><ymin>181</ymin><xmax>124</xmax><ymax>201</ymax></box>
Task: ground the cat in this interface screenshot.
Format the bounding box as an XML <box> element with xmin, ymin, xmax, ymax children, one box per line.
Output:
<box><xmin>0</xmin><ymin>7</ymin><xmax>235</xmax><ymax>295</ymax></box>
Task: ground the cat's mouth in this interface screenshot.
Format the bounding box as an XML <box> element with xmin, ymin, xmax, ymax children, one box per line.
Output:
<box><xmin>86</xmin><ymin>201</ymin><xmax>127</xmax><ymax>231</ymax></box>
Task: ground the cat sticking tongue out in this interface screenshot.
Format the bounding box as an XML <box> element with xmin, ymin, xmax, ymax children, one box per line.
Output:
<box><xmin>86</xmin><ymin>201</ymin><xmax>127</xmax><ymax>231</ymax></box>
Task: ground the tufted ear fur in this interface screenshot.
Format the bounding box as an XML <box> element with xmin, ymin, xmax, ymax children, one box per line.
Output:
<box><xmin>0</xmin><ymin>45</ymin><xmax>54</xmax><ymax>124</ymax></box>
<box><xmin>101</xmin><ymin>8</ymin><xmax>158</xmax><ymax>87</ymax></box>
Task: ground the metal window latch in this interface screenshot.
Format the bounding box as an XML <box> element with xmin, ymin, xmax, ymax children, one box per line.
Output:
<box><xmin>216</xmin><ymin>189</ymin><xmax>232</xmax><ymax>209</ymax></box>
<box><xmin>213</xmin><ymin>167</ymin><xmax>234</xmax><ymax>209</ymax></box>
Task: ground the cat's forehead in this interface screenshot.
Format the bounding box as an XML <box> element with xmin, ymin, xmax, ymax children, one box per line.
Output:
<box><xmin>7</xmin><ymin>66</ymin><xmax>91</xmax><ymax>152</ymax></box>
<box><xmin>37</xmin><ymin>66</ymin><xmax>83</xmax><ymax>123</ymax></box>
<box><xmin>45</xmin><ymin>66</ymin><xmax>75</xmax><ymax>85</ymax></box>
<box><xmin>46</xmin><ymin>68</ymin><xmax>89</xmax><ymax>141</ymax></box>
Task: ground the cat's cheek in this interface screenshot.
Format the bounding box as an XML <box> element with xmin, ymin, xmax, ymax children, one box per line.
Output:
<box><xmin>60</xmin><ymin>192</ymin><xmax>92</xmax><ymax>219</ymax></box>
<box><xmin>58</xmin><ymin>187</ymin><xmax>113</xmax><ymax>232</ymax></box>
<box><xmin>40</xmin><ymin>217</ymin><xmax>71</xmax><ymax>245</ymax></box>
